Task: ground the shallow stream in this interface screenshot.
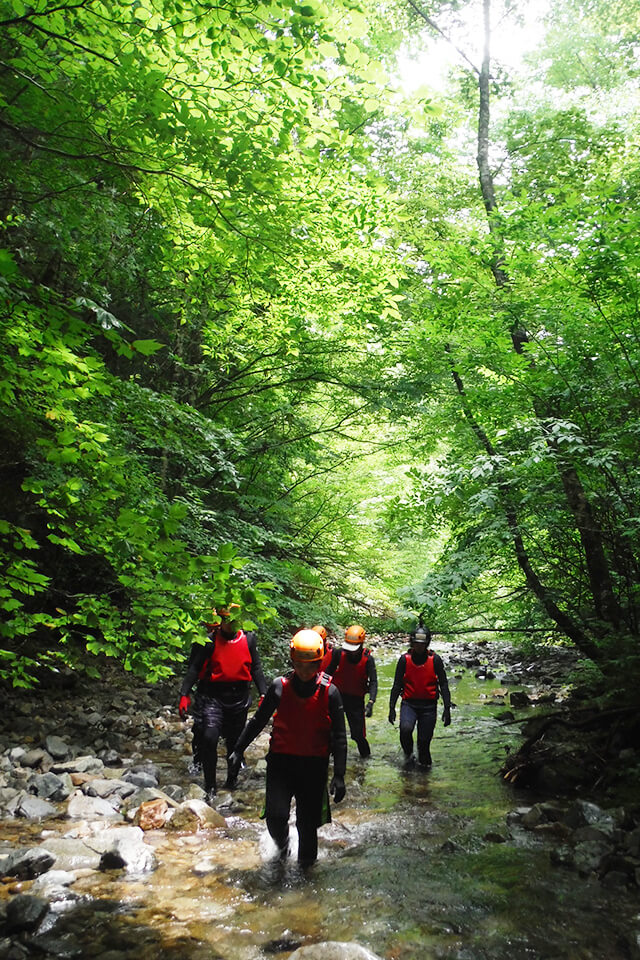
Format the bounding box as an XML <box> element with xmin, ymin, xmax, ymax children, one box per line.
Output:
<box><xmin>8</xmin><ymin>645</ymin><xmax>640</xmax><ymax>959</ymax></box>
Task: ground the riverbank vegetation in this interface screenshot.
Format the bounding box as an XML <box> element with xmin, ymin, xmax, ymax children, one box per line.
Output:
<box><xmin>2</xmin><ymin>0</ymin><xmax>640</xmax><ymax>701</ymax></box>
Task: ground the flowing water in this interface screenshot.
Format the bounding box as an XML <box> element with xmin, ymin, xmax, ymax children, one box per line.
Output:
<box><xmin>8</xmin><ymin>645</ymin><xmax>640</xmax><ymax>959</ymax></box>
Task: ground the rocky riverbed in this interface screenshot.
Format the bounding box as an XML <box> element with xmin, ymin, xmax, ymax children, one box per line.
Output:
<box><xmin>1</xmin><ymin>639</ymin><xmax>639</xmax><ymax>960</ymax></box>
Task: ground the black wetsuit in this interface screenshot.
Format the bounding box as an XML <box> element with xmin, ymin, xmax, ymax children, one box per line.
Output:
<box><xmin>180</xmin><ymin>630</ymin><xmax>267</xmax><ymax>794</ymax></box>
<box><xmin>233</xmin><ymin>671</ymin><xmax>347</xmax><ymax>866</ymax></box>
<box><xmin>389</xmin><ymin>649</ymin><xmax>451</xmax><ymax>766</ymax></box>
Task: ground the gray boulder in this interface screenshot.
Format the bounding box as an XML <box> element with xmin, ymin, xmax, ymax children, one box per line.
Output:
<box><xmin>83</xmin><ymin>778</ymin><xmax>136</xmax><ymax>800</ymax></box>
<box><xmin>28</xmin><ymin>771</ymin><xmax>72</xmax><ymax>801</ymax></box>
<box><xmin>44</xmin><ymin>735</ymin><xmax>71</xmax><ymax>760</ymax></box>
<box><xmin>38</xmin><ymin>837</ymin><xmax>102</xmax><ymax>871</ymax></box>
<box><xmin>288</xmin><ymin>944</ymin><xmax>383</xmax><ymax>960</ymax></box>
<box><xmin>0</xmin><ymin>847</ymin><xmax>56</xmax><ymax>880</ymax></box>
<box><xmin>66</xmin><ymin>790</ymin><xmax>122</xmax><ymax>820</ymax></box>
<box><xmin>5</xmin><ymin>894</ymin><xmax>49</xmax><ymax>933</ymax></box>
<box><xmin>15</xmin><ymin>794</ymin><xmax>58</xmax><ymax>820</ymax></box>
<box><xmin>85</xmin><ymin>826</ymin><xmax>157</xmax><ymax>873</ymax></box>
<box><xmin>53</xmin><ymin>756</ymin><xmax>104</xmax><ymax>775</ymax></box>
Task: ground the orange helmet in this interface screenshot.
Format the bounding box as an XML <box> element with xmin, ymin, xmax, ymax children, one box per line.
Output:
<box><xmin>344</xmin><ymin>624</ymin><xmax>366</xmax><ymax>651</ymax></box>
<box><xmin>290</xmin><ymin>629</ymin><xmax>324</xmax><ymax>662</ymax></box>
<box><xmin>311</xmin><ymin>625</ymin><xmax>327</xmax><ymax>642</ymax></box>
<box><xmin>215</xmin><ymin>603</ymin><xmax>240</xmax><ymax>620</ymax></box>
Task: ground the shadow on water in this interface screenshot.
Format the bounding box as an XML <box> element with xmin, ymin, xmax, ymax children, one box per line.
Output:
<box><xmin>7</xmin><ymin>644</ymin><xmax>640</xmax><ymax>959</ymax></box>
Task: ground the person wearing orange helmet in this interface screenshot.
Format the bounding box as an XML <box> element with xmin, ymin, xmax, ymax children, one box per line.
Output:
<box><xmin>388</xmin><ymin>625</ymin><xmax>451</xmax><ymax>769</ymax></box>
<box><xmin>324</xmin><ymin>624</ymin><xmax>377</xmax><ymax>758</ymax></box>
<box><xmin>178</xmin><ymin>605</ymin><xmax>268</xmax><ymax>803</ymax></box>
<box><xmin>228</xmin><ymin>628</ymin><xmax>347</xmax><ymax>869</ymax></box>
<box><xmin>311</xmin><ymin>624</ymin><xmax>334</xmax><ymax>672</ymax></box>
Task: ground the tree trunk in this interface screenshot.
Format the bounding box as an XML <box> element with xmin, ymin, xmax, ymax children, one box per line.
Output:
<box><xmin>473</xmin><ymin>0</ymin><xmax>621</xmax><ymax>634</ymax></box>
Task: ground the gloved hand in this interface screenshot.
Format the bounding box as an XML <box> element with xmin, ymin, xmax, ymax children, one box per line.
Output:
<box><xmin>330</xmin><ymin>774</ymin><xmax>345</xmax><ymax>803</ymax></box>
<box><xmin>442</xmin><ymin>707</ymin><xmax>451</xmax><ymax>727</ymax></box>
<box><xmin>257</xmin><ymin>695</ymin><xmax>264</xmax><ymax>708</ymax></box>
<box><xmin>227</xmin><ymin>751</ymin><xmax>243</xmax><ymax>781</ymax></box>
<box><xmin>179</xmin><ymin>695</ymin><xmax>191</xmax><ymax>719</ymax></box>
<box><xmin>388</xmin><ymin>706</ymin><xmax>396</xmax><ymax>725</ymax></box>
<box><xmin>364</xmin><ymin>701</ymin><xmax>373</xmax><ymax>718</ymax></box>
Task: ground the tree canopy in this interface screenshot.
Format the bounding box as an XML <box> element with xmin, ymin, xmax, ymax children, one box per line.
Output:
<box><xmin>2</xmin><ymin>0</ymin><xmax>640</xmax><ymax>690</ymax></box>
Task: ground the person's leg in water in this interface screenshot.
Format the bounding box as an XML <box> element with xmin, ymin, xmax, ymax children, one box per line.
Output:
<box><xmin>294</xmin><ymin>757</ymin><xmax>328</xmax><ymax>868</ymax></box>
<box><xmin>399</xmin><ymin>700</ymin><xmax>418</xmax><ymax>767</ymax></box>
<box><xmin>222</xmin><ymin>700</ymin><xmax>249</xmax><ymax>788</ymax></box>
<box><xmin>189</xmin><ymin>696</ymin><xmax>205</xmax><ymax>776</ymax></box>
<box><xmin>264</xmin><ymin>753</ymin><xmax>293</xmax><ymax>860</ymax></box>
<box><xmin>200</xmin><ymin>698</ymin><xmax>225</xmax><ymax>800</ymax></box>
<box><xmin>416</xmin><ymin>703</ymin><xmax>437</xmax><ymax>768</ymax></box>
<box><xmin>343</xmin><ymin>695</ymin><xmax>371</xmax><ymax>758</ymax></box>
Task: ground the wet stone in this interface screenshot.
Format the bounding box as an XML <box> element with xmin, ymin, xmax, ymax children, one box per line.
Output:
<box><xmin>16</xmin><ymin>795</ymin><xmax>58</xmax><ymax>820</ymax></box>
<box><xmin>37</xmin><ymin>837</ymin><xmax>102</xmax><ymax>871</ymax></box>
<box><xmin>288</xmin><ymin>943</ymin><xmax>383</xmax><ymax>960</ymax></box>
<box><xmin>28</xmin><ymin>772</ymin><xmax>72</xmax><ymax>801</ymax></box>
<box><xmin>66</xmin><ymin>791</ymin><xmax>122</xmax><ymax>820</ymax></box>
<box><xmin>44</xmin><ymin>736</ymin><xmax>71</xmax><ymax>761</ymax></box>
<box><xmin>20</xmin><ymin>749</ymin><xmax>51</xmax><ymax>769</ymax></box>
<box><xmin>52</xmin><ymin>756</ymin><xmax>104</xmax><ymax>775</ymax></box>
<box><xmin>82</xmin><ymin>778</ymin><xmax>136</xmax><ymax>799</ymax></box>
<box><xmin>121</xmin><ymin>769</ymin><xmax>158</xmax><ymax>788</ymax></box>
<box><xmin>28</xmin><ymin>933</ymin><xmax>84</xmax><ymax>958</ymax></box>
<box><xmin>0</xmin><ymin>847</ymin><xmax>55</xmax><ymax>880</ymax></box>
<box><xmin>5</xmin><ymin>894</ymin><xmax>49</xmax><ymax>932</ymax></box>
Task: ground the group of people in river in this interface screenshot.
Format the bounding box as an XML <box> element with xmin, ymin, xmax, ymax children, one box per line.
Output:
<box><xmin>178</xmin><ymin>610</ymin><xmax>452</xmax><ymax>868</ymax></box>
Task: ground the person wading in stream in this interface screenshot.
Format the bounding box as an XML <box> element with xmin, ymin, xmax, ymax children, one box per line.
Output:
<box><xmin>227</xmin><ymin>628</ymin><xmax>347</xmax><ymax>869</ymax></box>
<box><xmin>312</xmin><ymin>624</ymin><xmax>334</xmax><ymax>673</ymax></box>
<box><xmin>324</xmin><ymin>624</ymin><xmax>377</xmax><ymax>758</ymax></box>
<box><xmin>178</xmin><ymin>606</ymin><xmax>267</xmax><ymax>803</ymax></box>
<box><xmin>388</xmin><ymin>625</ymin><xmax>451</xmax><ymax>769</ymax></box>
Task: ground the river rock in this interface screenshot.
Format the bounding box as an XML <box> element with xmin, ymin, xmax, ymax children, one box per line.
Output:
<box><xmin>30</xmin><ymin>869</ymin><xmax>77</xmax><ymax>896</ymax></box>
<box><xmin>4</xmin><ymin>894</ymin><xmax>49</xmax><ymax>933</ymax></box>
<box><xmin>20</xmin><ymin>748</ymin><xmax>49</xmax><ymax>769</ymax></box>
<box><xmin>66</xmin><ymin>790</ymin><xmax>122</xmax><ymax>819</ymax></box>
<box><xmin>135</xmin><ymin>798</ymin><xmax>169</xmax><ymax>830</ymax></box>
<box><xmin>15</xmin><ymin>794</ymin><xmax>58</xmax><ymax>820</ymax></box>
<box><xmin>84</xmin><ymin>826</ymin><xmax>157</xmax><ymax>873</ymax></box>
<box><xmin>0</xmin><ymin>847</ymin><xmax>56</xmax><ymax>880</ymax></box>
<box><xmin>38</xmin><ymin>837</ymin><xmax>102</xmax><ymax>871</ymax></box>
<box><xmin>573</xmin><ymin>839</ymin><xmax>611</xmax><ymax>876</ymax></box>
<box><xmin>121</xmin><ymin>769</ymin><xmax>158</xmax><ymax>789</ymax></box>
<box><xmin>82</xmin><ymin>778</ymin><xmax>136</xmax><ymax>800</ymax></box>
<box><xmin>166</xmin><ymin>799</ymin><xmax>226</xmax><ymax>830</ymax></box>
<box><xmin>562</xmin><ymin>799</ymin><xmax>613</xmax><ymax>831</ymax></box>
<box><xmin>53</xmin><ymin>756</ymin><xmax>104</xmax><ymax>775</ymax></box>
<box><xmin>288</xmin><ymin>943</ymin><xmax>383</xmax><ymax>960</ymax></box>
<box><xmin>28</xmin><ymin>771</ymin><xmax>73</xmax><ymax>801</ymax></box>
<box><xmin>44</xmin><ymin>735</ymin><xmax>71</xmax><ymax>760</ymax></box>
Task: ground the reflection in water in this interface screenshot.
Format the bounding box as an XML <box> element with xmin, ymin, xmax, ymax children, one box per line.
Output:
<box><xmin>5</xmin><ymin>646</ymin><xmax>639</xmax><ymax>959</ymax></box>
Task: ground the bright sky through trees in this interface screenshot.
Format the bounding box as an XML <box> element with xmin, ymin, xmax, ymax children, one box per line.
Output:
<box><xmin>397</xmin><ymin>0</ymin><xmax>550</xmax><ymax>91</ymax></box>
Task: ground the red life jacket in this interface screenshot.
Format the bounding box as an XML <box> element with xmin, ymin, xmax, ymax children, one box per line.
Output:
<box><xmin>320</xmin><ymin>643</ymin><xmax>334</xmax><ymax>672</ymax></box>
<box><xmin>402</xmin><ymin>652</ymin><xmax>437</xmax><ymax>701</ymax></box>
<box><xmin>270</xmin><ymin>674</ymin><xmax>332</xmax><ymax>757</ymax></box>
<box><xmin>199</xmin><ymin>629</ymin><xmax>252</xmax><ymax>683</ymax></box>
<box><xmin>331</xmin><ymin>648</ymin><xmax>370</xmax><ymax>697</ymax></box>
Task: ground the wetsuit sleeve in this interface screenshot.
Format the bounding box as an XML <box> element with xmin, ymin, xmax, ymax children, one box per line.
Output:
<box><xmin>232</xmin><ymin>678</ymin><xmax>282</xmax><ymax>755</ymax></box>
<box><xmin>433</xmin><ymin>654</ymin><xmax>451</xmax><ymax>709</ymax></box>
<box><xmin>389</xmin><ymin>655</ymin><xmax>406</xmax><ymax>710</ymax></box>
<box><xmin>366</xmin><ymin>654</ymin><xmax>378</xmax><ymax>702</ymax></box>
<box><xmin>179</xmin><ymin>640</ymin><xmax>212</xmax><ymax>696</ymax></box>
<box><xmin>247</xmin><ymin>632</ymin><xmax>268</xmax><ymax>696</ymax></box>
<box><xmin>328</xmin><ymin>685</ymin><xmax>347</xmax><ymax>778</ymax></box>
